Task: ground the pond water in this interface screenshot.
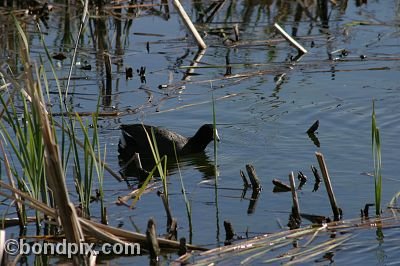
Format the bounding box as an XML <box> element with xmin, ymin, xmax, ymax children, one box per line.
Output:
<box><xmin>2</xmin><ymin>0</ymin><xmax>400</xmax><ymax>264</ymax></box>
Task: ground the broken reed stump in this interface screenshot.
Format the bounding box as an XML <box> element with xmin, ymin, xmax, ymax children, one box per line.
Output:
<box><xmin>167</xmin><ymin>218</ymin><xmax>178</xmax><ymax>241</ymax></box>
<box><xmin>239</xmin><ymin>164</ymin><xmax>262</xmax><ymax>214</ymax></box>
<box><xmin>224</xmin><ymin>220</ymin><xmax>235</xmax><ymax>245</ymax></box>
<box><xmin>178</xmin><ymin>237</ymin><xmax>187</xmax><ymax>256</ymax></box>
<box><xmin>101</xmin><ymin>207</ymin><xmax>108</xmax><ymax>225</ymax></box>
<box><xmin>289</xmin><ymin>172</ymin><xmax>301</xmax><ymax>222</ymax></box>
<box><xmin>248</xmin><ymin>189</ymin><xmax>261</xmax><ymax>214</ymax></box>
<box><xmin>104</xmin><ymin>53</ymin><xmax>112</xmax><ymax>80</ymax></box>
<box><xmin>272</xmin><ymin>178</ymin><xmax>291</xmax><ymax>192</ymax></box>
<box><xmin>361</xmin><ymin>203</ymin><xmax>374</xmax><ymax>218</ymax></box>
<box><xmin>146</xmin><ymin>218</ymin><xmax>160</xmax><ymax>262</ymax></box>
<box><xmin>315</xmin><ymin>152</ymin><xmax>341</xmax><ymax>221</ymax></box>
<box><xmin>245</xmin><ymin>164</ymin><xmax>262</xmax><ymax>191</ymax></box>
<box><xmin>159</xmin><ymin>192</ymin><xmax>173</xmax><ymax>228</ymax></box>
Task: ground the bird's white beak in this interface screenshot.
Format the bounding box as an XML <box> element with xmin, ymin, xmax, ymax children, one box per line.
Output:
<box><xmin>214</xmin><ymin>128</ymin><xmax>220</xmax><ymax>142</ymax></box>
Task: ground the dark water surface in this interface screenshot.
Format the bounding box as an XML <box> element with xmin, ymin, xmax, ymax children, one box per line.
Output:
<box><xmin>2</xmin><ymin>0</ymin><xmax>400</xmax><ymax>264</ymax></box>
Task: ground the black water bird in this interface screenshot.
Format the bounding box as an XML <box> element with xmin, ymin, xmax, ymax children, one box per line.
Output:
<box><xmin>118</xmin><ymin>124</ymin><xmax>219</xmax><ymax>161</ymax></box>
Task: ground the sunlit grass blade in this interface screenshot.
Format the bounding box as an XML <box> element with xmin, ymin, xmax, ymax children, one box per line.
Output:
<box><xmin>130</xmin><ymin>157</ymin><xmax>166</xmax><ymax>208</ymax></box>
<box><xmin>372</xmin><ymin>100</ymin><xmax>382</xmax><ymax>216</ymax></box>
<box><xmin>173</xmin><ymin>143</ymin><xmax>193</xmax><ymax>238</ymax></box>
<box><xmin>141</xmin><ymin>125</ymin><xmax>169</xmax><ymax>199</ymax></box>
<box><xmin>212</xmin><ymin>93</ymin><xmax>218</xmax><ymax>181</ymax></box>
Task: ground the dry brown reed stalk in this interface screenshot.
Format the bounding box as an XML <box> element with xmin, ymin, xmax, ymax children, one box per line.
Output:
<box><xmin>289</xmin><ymin>171</ymin><xmax>301</xmax><ymax>221</ymax></box>
<box><xmin>82</xmin><ymin>219</ymin><xmax>207</xmax><ymax>251</ymax></box>
<box><xmin>0</xmin><ymin>117</ymin><xmax>87</xmax><ymax>246</ymax></box>
<box><xmin>39</xmin><ymin>91</ymin><xmax>85</xmax><ymax>246</ymax></box>
<box><xmin>160</xmin><ymin>193</ymin><xmax>173</xmax><ymax>228</ymax></box>
<box><xmin>315</xmin><ymin>152</ymin><xmax>341</xmax><ymax>220</ymax></box>
<box><xmin>191</xmin><ymin>212</ymin><xmax>400</xmax><ymax>265</ymax></box>
<box><xmin>117</xmin><ymin>182</ymin><xmax>162</xmax><ymax>204</ymax></box>
<box><xmin>0</xmin><ymin>230</ymin><xmax>4</xmax><ymax>256</ymax></box>
<box><xmin>146</xmin><ymin>218</ymin><xmax>160</xmax><ymax>261</ymax></box>
<box><xmin>245</xmin><ymin>164</ymin><xmax>262</xmax><ymax>191</ymax></box>
<box><xmin>0</xmin><ymin>218</ymin><xmax>38</xmax><ymax>228</ymax></box>
<box><xmin>172</xmin><ymin>0</ymin><xmax>207</xmax><ymax>49</ymax></box>
<box><xmin>15</xmin><ymin>17</ymin><xmax>85</xmax><ymax>261</ymax></box>
<box><xmin>0</xmin><ymin>180</ymin><xmax>57</xmax><ymax>218</ymax></box>
<box><xmin>0</xmin><ymin>179</ymin><xmax>208</xmax><ymax>252</ymax></box>
<box><xmin>79</xmin><ymin>218</ymin><xmax>129</xmax><ymax>245</ymax></box>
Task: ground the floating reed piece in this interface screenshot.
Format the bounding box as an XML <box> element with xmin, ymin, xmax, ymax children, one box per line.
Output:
<box><xmin>146</xmin><ymin>218</ymin><xmax>160</xmax><ymax>261</ymax></box>
<box><xmin>272</xmin><ymin>178</ymin><xmax>291</xmax><ymax>192</ymax></box>
<box><xmin>172</xmin><ymin>0</ymin><xmax>207</xmax><ymax>49</ymax></box>
<box><xmin>315</xmin><ymin>152</ymin><xmax>341</xmax><ymax>220</ymax></box>
<box><xmin>273</xmin><ymin>23</ymin><xmax>308</xmax><ymax>55</ymax></box>
<box><xmin>245</xmin><ymin>164</ymin><xmax>262</xmax><ymax>191</ymax></box>
<box><xmin>289</xmin><ymin>172</ymin><xmax>301</xmax><ymax>221</ymax></box>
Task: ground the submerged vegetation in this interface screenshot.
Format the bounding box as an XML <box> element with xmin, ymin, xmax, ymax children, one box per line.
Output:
<box><xmin>0</xmin><ymin>0</ymin><xmax>399</xmax><ymax>264</ymax></box>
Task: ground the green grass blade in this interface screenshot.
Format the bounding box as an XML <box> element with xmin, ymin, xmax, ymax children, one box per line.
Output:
<box><xmin>371</xmin><ymin>101</ymin><xmax>382</xmax><ymax>216</ymax></box>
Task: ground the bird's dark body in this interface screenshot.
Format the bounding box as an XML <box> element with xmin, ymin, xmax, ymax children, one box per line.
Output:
<box><xmin>118</xmin><ymin>124</ymin><xmax>216</xmax><ymax>160</ymax></box>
